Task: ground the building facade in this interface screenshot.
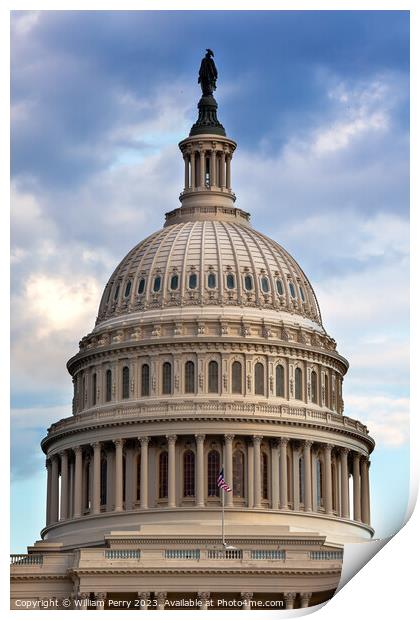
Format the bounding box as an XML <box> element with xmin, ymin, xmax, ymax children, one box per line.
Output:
<box><xmin>11</xmin><ymin>53</ymin><xmax>375</xmax><ymax>610</ymax></box>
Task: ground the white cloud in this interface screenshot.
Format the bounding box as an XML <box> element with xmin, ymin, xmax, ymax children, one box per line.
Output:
<box><xmin>346</xmin><ymin>395</ymin><xmax>409</xmax><ymax>447</ymax></box>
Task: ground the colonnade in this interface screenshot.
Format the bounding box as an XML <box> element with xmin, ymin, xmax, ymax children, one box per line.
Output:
<box><xmin>45</xmin><ymin>434</ymin><xmax>370</xmax><ymax>528</ymax></box>
<box><xmin>182</xmin><ymin>147</ymin><xmax>232</xmax><ymax>192</ymax></box>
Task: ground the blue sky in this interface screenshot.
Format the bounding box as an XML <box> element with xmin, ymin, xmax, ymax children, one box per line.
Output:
<box><xmin>11</xmin><ymin>10</ymin><xmax>409</xmax><ymax>551</ymax></box>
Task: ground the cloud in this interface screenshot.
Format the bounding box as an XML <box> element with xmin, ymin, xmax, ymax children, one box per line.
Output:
<box><xmin>345</xmin><ymin>395</ymin><xmax>409</xmax><ymax>447</ymax></box>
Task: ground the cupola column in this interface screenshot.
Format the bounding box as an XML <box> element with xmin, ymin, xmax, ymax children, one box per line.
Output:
<box><xmin>140</xmin><ymin>437</ymin><xmax>150</xmax><ymax>509</ymax></box>
<box><xmin>361</xmin><ymin>457</ymin><xmax>371</xmax><ymax>525</ymax></box>
<box><xmin>220</xmin><ymin>151</ymin><xmax>226</xmax><ymax>188</ymax></box>
<box><xmin>324</xmin><ymin>444</ymin><xmax>333</xmax><ymax>515</ymax></box>
<box><xmin>210</xmin><ymin>148</ymin><xmax>217</xmax><ymax>187</ymax></box>
<box><xmin>195</xmin><ymin>434</ymin><xmax>205</xmax><ymax>507</ymax></box>
<box><xmin>92</xmin><ymin>442</ymin><xmax>101</xmax><ymax>515</ymax></box>
<box><xmin>224</xmin><ymin>434</ymin><xmax>234</xmax><ymax>507</ymax></box>
<box><xmin>226</xmin><ymin>154</ymin><xmax>232</xmax><ymax>189</ymax></box>
<box><xmin>190</xmin><ymin>151</ymin><xmax>196</xmax><ymax>190</ymax></box>
<box><xmin>199</xmin><ymin>149</ymin><xmax>206</xmax><ymax>188</ymax></box>
<box><xmin>167</xmin><ymin>435</ymin><xmax>177</xmax><ymax>508</ymax></box>
<box><xmin>279</xmin><ymin>438</ymin><xmax>289</xmax><ymax>510</ymax></box>
<box><xmin>45</xmin><ymin>458</ymin><xmax>52</xmax><ymax>526</ymax></box>
<box><xmin>73</xmin><ymin>446</ymin><xmax>83</xmax><ymax>518</ymax></box>
<box><xmin>340</xmin><ymin>448</ymin><xmax>350</xmax><ymax>518</ymax></box>
<box><xmin>114</xmin><ymin>439</ymin><xmax>124</xmax><ymax>512</ymax></box>
<box><xmin>183</xmin><ymin>154</ymin><xmax>189</xmax><ymax>190</ymax></box>
<box><xmin>50</xmin><ymin>454</ymin><xmax>59</xmax><ymax>523</ymax></box>
<box><xmin>253</xmin><ymin>435</ymin><xmax>262</xmax><ymax>508</ymax></box>
<box><xmin>59</xmin><ymin>450</ymin><xmax>69</xmax><ymax>521</ymax></box>
<box><xmin>303</xmin><ymin>441</ymin><xmax>313</xmax><ymax>512</ymax></box>
<box><xmin>353</xmin><ymin>452</ymin><xmax>361</xmax><ymax>521</ymax></box>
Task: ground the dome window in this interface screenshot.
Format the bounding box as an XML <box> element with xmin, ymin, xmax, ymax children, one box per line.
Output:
<box><xmin>188</xmin><ymin>273</ymin><xmax>198</xmax><ymax>289</ymax></box>
<box><xmin>113</xmin><ymin>284</ymin><xmax>120</xmax><ymax>301</ymax></box>
<box><xmin>207</xmin><ymin>272</ymin><xmax>216</xmax><ymax>289</ymax></box>
<box><xmin>153</xmin><ymin>276</ymin><xmax>162</xmax><ymax>292</ymax></box>
<box><xmin>244</xmin><ymin>274</ymin><xmax>253</xmax><ymax>291</ymax></box>
<box><xmin>299</xmin><ymin>286</ymin><xmax>306</xmax><ymax>302</ymax></box>
<box><xmin>261</xmin><ymin>276</ymin><xmax>270</xmax><ymax>293</ymax></box>
<box><xmin>124</xmin><ymin>281</ymin><xmax>132</xmax><ymax>298</ymax></box>
<box><xmin>276</xmin><ymin>279</ymin><xmax>284</xmax><ymax>296</ymax></box>
<box><xmin>289</xmin><ymin>282</ymin><xmax>296</xmax><ymax>298</ymax></box>
<box><xmin>137</xmin><ymin>278</ymin><xmax>146</xmax><ymax>295</ymax></box>
<box><xmin>170</xmin><ymin>274</ymin><xmax>179</xmax><ymax>290</ymax></box>
<box><xmin>226</xmin><ymin>273</ymin><xmax>235</xmax><ymax>289</ymax></box>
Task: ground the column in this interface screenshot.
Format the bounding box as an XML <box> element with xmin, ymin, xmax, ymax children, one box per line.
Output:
<box><xmin>60</xmin><ymin>450</ymin><xmax>69</xmax><ymax>521</ymax></box>
<box><xmin>284</xmin><ymin>592</ymin><xmax>296</xmax><ymax>610</ymax></box>
<box><xmin>198</xmin><ymin>592</ymin><xmax>211</xmax><ymax>610</ymax></box>
<box><xmin>125</xmin><ymin>446</ymin><xmax>134</xmax><ymax>511</ymax></box>
<box><xmin>210</xmin><ymin>149</ymin><xmax>216</xmax><ymax>187</ymax></box>
<box><xmin>279</xmin><ymin>438</ymin><xmax>289</xmax><ymax>510</ymax></box>
<box><xmin>253</xmin><ymin>435</ymin><xmax>262</xmax><ymax>508</ymax></box>
<box><xmin>50</xmin><ymin>454</ymin><xmax>60</xmax><ymax>523</ymax></box>
<box><xmin>195</xmin><ymin>434</ymin><xmax>205</xmax><ymax>507</ymax></box>
<box><xmin>106</xmin><ymin>448</ymin><xmax>114</xmax><ymax>511</ymax></box>
<box><xmin>224</xmin><ymin>434</ymin><xmax>234</xmax><ymax>507</ymax></box>
<box><xmin>271</xmin><ymin>440</ymin><xmax>280</xmax><ymax>509</ymax></box>
<box><xmin>190</xmin><ymin>151</ymin><xmax>196</xmax><ymax>189</ymax></box>
<box><xmin>199</xmin><ymin>150</ymin><xmax>205</xmax><ymax>188</ymax></box>
<box><xmin>303</xmin><ymin>440</ymin><xmax>313</xmax><ymax>512</ymax></box>
<box><xmin>79</xmin><ymin>592</ymin><xmax>90</xmax><ymax>610</ymax></box>
<box><xmin>92</xmin><ymin>442</ymin><xmax>101</xmax><ymax>515</ymax></box>
<box><xmin>183</xmin><ymin>154</ymin><xmax>189</xmax><ymax>190</ymax></box>
<box><xmin>45</xmin><ymin>459</ymin><xmax>52</xmax><ymax>525</ymax></box>
<box><xmin>241</xmin><ymin>592</ymin><xmax>253</xmax><ymax>610</ymax></box>
<box><xmin>220</xmin><ymin>151</ymin><xmax>226</xmax><ymax>188</ymax></box>
<box><xmin>94</xmin><ymin>592</ymin><xmax>106</xmax><ymax>610</ymax></box>
<box><xmin>140</xmin><ymin>437</ymin><xmax>149</xmax><ymax>509</ymax></box>
<box><xmin>361</xmin><ymin>456</ymin><xmax>371</xmax><ymax>525</ymax></box>
<box><xmin>226</xmin><ymin>155</ymin><xmax>232</xmax><ymax>189</ymax></box>
<box><xmin>247</xmin><ymin>441</ymin><xmax>254</xmax><ymax>508</ymax></box>
<box><xmin>300</xmin><ymin>592</ymin><xmax>312</xmax><ymax>609</ymax></box>
<box><xmin>114</xmin><ymin>439</ymin><xmax>124</xmax><ymax>512</ymax></box>
<box><xmin>167</xmin><ymin>435</ymin><xmax>177</xmax><ymax>508</ymax></box>
<box><xmin>74</xmin><ymin>447</ymin><xmax>83</xmax><ymax>518</ymax></box>
<box><xmin>340</xmin><ymin>448</ymin><xmax>350</xmax><ymax>518</ymax></box>
<box><xmin>156</xmin><ymin>592</ymin><xmax>167</xmax><ymax>610</ymax></box>
<box><xmin>324</xmin><ymin>444</ymin><xmax>333</xmax><ymax>515</ymax></box>
<box><xmin>137</xmin><ymin>592</ymin><xmax>150</xmax><ymax>610</ymax></box>
<box><xmin>292</xmin><ymin>443</ymin><xmax>300</xmax><ymax>511</ymax></box>
<box><xmin>353</xmin><ymin>452</ymin><xmax>361</xmax><ymax>521</ymax></box>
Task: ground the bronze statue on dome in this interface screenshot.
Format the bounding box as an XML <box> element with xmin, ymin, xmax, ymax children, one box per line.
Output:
<box><xmin>198</xmin><ymin>48</ymin><xmax>218</xmax><ymax>96</ymax></box>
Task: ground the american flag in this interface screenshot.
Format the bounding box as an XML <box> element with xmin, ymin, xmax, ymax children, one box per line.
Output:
<box><xmin>217</xmin><ymin>468</ymin><xmax>232</xmax><ymax>492</ymax></box>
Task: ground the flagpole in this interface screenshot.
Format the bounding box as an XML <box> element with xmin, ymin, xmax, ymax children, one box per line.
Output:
<box><xmin>221</xmin><ymin>479</ymin><xmax>225</xmax><ymax>546</ymax></box>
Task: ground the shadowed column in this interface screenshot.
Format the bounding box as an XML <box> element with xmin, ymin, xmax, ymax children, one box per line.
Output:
<box><xmin>59</xmin><ymin>450</ymin><xmax>69</xmax><ymax>521</ymax></box>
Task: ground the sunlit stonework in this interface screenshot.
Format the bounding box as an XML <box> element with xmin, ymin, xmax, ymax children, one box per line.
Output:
<box><xmin>11</xmin><ymin>51</ymin><xmax>374</xmax><ymax>611</ymax></box>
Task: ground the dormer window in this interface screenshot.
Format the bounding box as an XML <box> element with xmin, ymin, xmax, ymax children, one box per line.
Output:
<box><xmin>299</xmin><ymin>286</ymin><xmax>306</xmax><ymax>302</ymax></box>
<box><xmin>226</xmin><ymin>273</ymin><xmax>235</xmax><ymax>290</ymax></box>
<box><xmin>276</xmin><ymin>279</ymin><xmax>284</xmax><ymax>296</ymax></box>
<box><xmin>153</xmin><ymin>276</ymin><xmax>162</xmax><ymax>292</ymax></box>
<box><xmin>170</xmin><ymin>274</ymin><xmax>179</xmax><ymax>290</ymax></box>
<box><xmin>114</xmin><ymin>284</ymin><xmax>120</xmax><ymax>301</ymax></box>
<box><xmin>124</xmin><ymin>280</ymin><xmax>132</xmax><ymax>298</ymax></box>
<box><xmin>207</xmin><ymin>272</ymin><xmax>216</xmax><ymax>289</ymax></box>
<box><xmin>260</xmin><ymin>276</ymin><xmax>270</xmax><ymax>293</ymax></box>
<box><xmin>137</xmin><ymin>278</ymin><xmax>146</xmax><ymax>295</ymax></box>
<box><xmin>244</xmin><ymin>274</ymin><xmax>253</xmax><ymax>291</ymax></box>
<box><xmin>188</xmin><ymin>273</ymin><xmax>198</xmax><ymax>289</ymax></box>
<box><xmin>289</xmin><ymin>282</ymin><xmax>296</xmax><ymax>298</ymax></box>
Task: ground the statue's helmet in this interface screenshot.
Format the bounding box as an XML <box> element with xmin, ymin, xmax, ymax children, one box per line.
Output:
<box><xmin>206</xmin><ymin>48</ymin><xmax>214</xmax><ymax>57</ymax></box>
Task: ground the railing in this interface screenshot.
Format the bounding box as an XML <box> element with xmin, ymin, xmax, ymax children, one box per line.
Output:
<box><xmin>250</xmin><ymin>549</ymin><xmax>285</xmax><ymax>560</ymax></box>
<box><xmin>165</xmin><ymin>549</ymin><xmax>200</xmax><ymax>560</ymax></box>
<box><xmin>10</xmin><ymin>554</ymin><xmax>43</xmax><ymax>565</ymax></box>
<box><xmin>207</xmin><ymin>549</ymin><xmax>243</xmax><ymax>560</ymax></box>
<box><xmin>104</xmin><ymin>549</ymin><xmax>140</xmax><ymax>560</ymax></box>
<box><xmin>310</xmin><ymin>551</ymin><xmax>343</xmax><ymax>560</ymax></box>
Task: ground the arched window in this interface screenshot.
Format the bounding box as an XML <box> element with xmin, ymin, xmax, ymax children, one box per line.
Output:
<box><xmin>100</xmin><ymin>457</ymin><xmax>107</xmax><ymax>506</ymax></box>
<box><xmin>170</xmin><ymin>274</ymin><xmax>179</xmax><ymax>290</ymax></box>
<box><xmin>232</xmin><ymin>361</ymin><xmax>242</xmax><ymax>394</ymax></box>
<box><xmin>137</xmin><ymin>277</ymin><xmax>146</xmax><ymax>295</ymax></box>
<box><xmin>122</xmin><ymin>366</ymin><xmax>130</xmax><ymax>399</ymax></box>
<box><xmin>114</xmin><ymin>284</ymin><xmax>120</xmax><ymax>301</ymax></box>
<box><xmin>153</xmin><ymin>276</ymin><xmax>162</xmax><ymax>292</ymax></box>
<box><xmin>92</xmin><ymin>373</ymin><xmax>97</xmax><ymax>406</ymax></box>
<box><xmin>261</xmin><ymin>452</ymin><xmax>269</xmax><ymax>500</ymax></box>
<box><xmin>244</xmin><ymin>274</ymin><xmax>253</xmax><ymax>291</ymax></box>
<box><xmin>275</xmin><ymin>365</ymin><xmax>285</xmax><ymax>397</ymax></box>
<box><xmin>276</xmin><ymin>279</ymin><xmax>284</xmax><ymax>296</ymax></box>
<box><xmin>162</xmin><ymin>362</ymin><xmax>172</xmax><ymax>395</ymax></box>
<box><xmin>316</xmin><ymin>458</ymin><xmax>323</xmax><ymax>509</ymax></box>
<box><xmin>124</xmin><ymin>280</ymin><xmax>132</xmax><ymax>298</ymax></box>
<box><xmin>311</xmin><ymin>370</ymin><xmax>318</xmax><ymax>404</ymax></box>
<box><xmin>208</xmin><ymin>361</ymin><xmax>219</xmax><ymax>394</ymax></box>
<box><xmin>299</xmin><ymin>456</ymin><xmax>304</xmax><ymax>504</ymax></box>
<box><xmin>325</xmin><ymin>374</ymin><xmax>330</xmax><ymax>408</ymax></box>
<box><xmin>207</xmin><ymin>450</ymin><xmax>220</xmax><ymax>497</ymax></box>
<box><xmin>226</xmin><ymin>273</ymin><xmax>235</xmax><ymax>289</ymax></box>
<box><xmin>260</xmin><ymin>276</ymin><xmax>270</xmax><ymax>293</ymax></box>
<box><xmin>141</xmin><ymin>363</ymin><xmax>150</xmax><ymax>397</ymax></box>
<box><xmin>159</xmin><ymin>451</ymin><xmax>168</xmax><ymax>499</ymax></box>
<box><xmin>254</xmin><ymin>362</ymin><xmax>264</xmax><ymax>395</ymax></box>
<box><xmin>185</xmin><ymin>361</ymin><xmax>195</xmax><ymax>394</ymax></box>
<box><xmin>183</xmin><ymin>450</ymin><xmax>195</xmax><ymax>497</ymax></box>
<box><xmin>188</xmin><ymin>273</ymin><xmax>198</xmax><ymax>289</ymax></box>
<box><xmin>233</xmin><ymin>450</ymin><xmax>245</xmax><ymax>497</ymax></box>
<box><xmin>295</xmin><ymin>367</ymin><xmax>303</xmax><ymax>400</ymax></box>
<box><xmin>207</xmin><ymin>272</ymin><xmax>216</xmax><ymax>289</ymax></box>
<box><xmin>289</xmin><ymin>282</ymin><xmax>296</xmax><ymax>298</ymax></box>
<box><xmin>106</xmin><ymin>369</ymin><xmax>112</xmax><ymax>402</ymax></box>
<box><xmin>299</xmin><ymin>285</ymin><xmax>306</xmax><ymax>302</ymax></box>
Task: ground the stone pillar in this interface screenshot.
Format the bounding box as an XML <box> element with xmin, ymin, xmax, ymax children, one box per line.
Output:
<box><xmin>271</xmin><ymin>440</ymin><xmax>280</xmax><ymax>509</ymax></box>
<box><xmin>45</xmin><ymin>459</ymin><xmax>52</xmax><ymax>525</ymax></box>
<box><xmin>210</xmin><ymin>149</ymin><xmax>217</xmax><ymax>187</ymax></box>
<box><xmin>50</xmin><ymin>454</ymin><xmax>59</xmax><ymax>523</ymax></box>
<box><xmin>137</xmin><ymin>592</ymin><xmax>150</xmax><ymax>610</ymax></box>
<box><xmin>300</xmin><ymin>592</ymin><xmax>312</xmax><ymax>608</ymax></box>
<box><xmin>190</xmin><ymin>151</ymin><xmax>196</xmax><ymax>189</ymax></box>
<box><xmin>279</xmin><ymin>438</ymin><xmax>289</xmax><ymax>510</ymax></box>
<box><xmin>224</xmin><ymin>434</ymin><xmax>234</xmax><ymax>507</ymax></box>
<box><xmin>92</xmin><ymin>442</ymin><xmax>101</xmax><ymax>515</ymax></box>
<box><xmin>324</xmin><ymin>444</ymin><xmax>333</xmax><ymax>515</ymax></box>
<box><xmin>292</xmin><ymin>443</ymin><xmax>300</xmax><ymax>511</ymax></box>
<box><xmin>125</xmin><ymin>446</ymin><xmax>134</xmax><ymax>511</ymax></box>
<box><xmin>353</xmin><ymin>452</ymin><xmax>361</xmax><ymax>521</ymax></box>
<box><xmin>220</xmin><ymin>151</ymin><xmax>226</xmax><ymax>188</ymax></box>
<box><xmin>200</xmin><ymin>150</ymin><xmax>206</xmax><ymax>188</ymax></box>
<box><xmin>226</xmin><ymin>155</ymin><xmax>231</xmax><ymax>189</ymax></box>
<box><xmin>284</xmin><ymin>592</ymin><xmax>296</xmax><ymax>610</ymax></box>
<box><xmin>340</xmin><ymin>448</ymin><xmax>350</xmax><ymax>518</ymax></box>
<box><xmin>140</xmin><ymin>437</ymin><xmax>149</xmax><ymax>509</ymax></box>
<box><xmin>195</xmin><ymin>434</ymin><xmax>205</xmax><ymax>507</ymax></box>
<box><xmin>361</xmin><ymin>456</ymin><xmax>371</xmax><ymax>525</ymax></box>
<box><xmin>59</xmin><ymin>450</ymin><xmax>69</xmax><ymax>521</ymax></box>
<box><xmin>79</xmin><ymin>592</ymin><xmax>90</xmax><ymax>610</ymax></box>
<box><xmin>247</xmin><ymin>441</ymin><xmax>254</xmax><ymax>508</ymax></box>
<box><xmin>114</xmin><ymin>439</ymin><xmax>124</xmax><ymax>512</ymax></box>
<box><xmin>241</xmin><ymin>592</ymin><xmax>253</xmax><ymax>610</ymax></box>
<box><xmin>303</xmin><ymin>440</ymin><xmax>313</xmax><ymax>512</ymax></box>
<box><xmin>167</xmin><ymin>435</ymin><xmax>177</xmax><ymax>508</ymax></box>
<box><xmin>253</xmin><ymin>435</ymin><xmax>262</xmax><ymax>508</ymax></box>
<box><xmin>94</xmin><ymin>592</ymin><xmax>106</xmax><ymax>610</ymax></box>
<box><xmin>184</xmin><ymin>154</ymin><xmax>189</xmax><ymax>190</ymax></box>
<box><xmin>156</xmin><ymin>592</ymin><xmax>167</xmax><ymax>610</ymax></box>
<box><xmin>198</xmin><ymin>592</ymin><xmax>211</xmax><ymax>610</ymax></box>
